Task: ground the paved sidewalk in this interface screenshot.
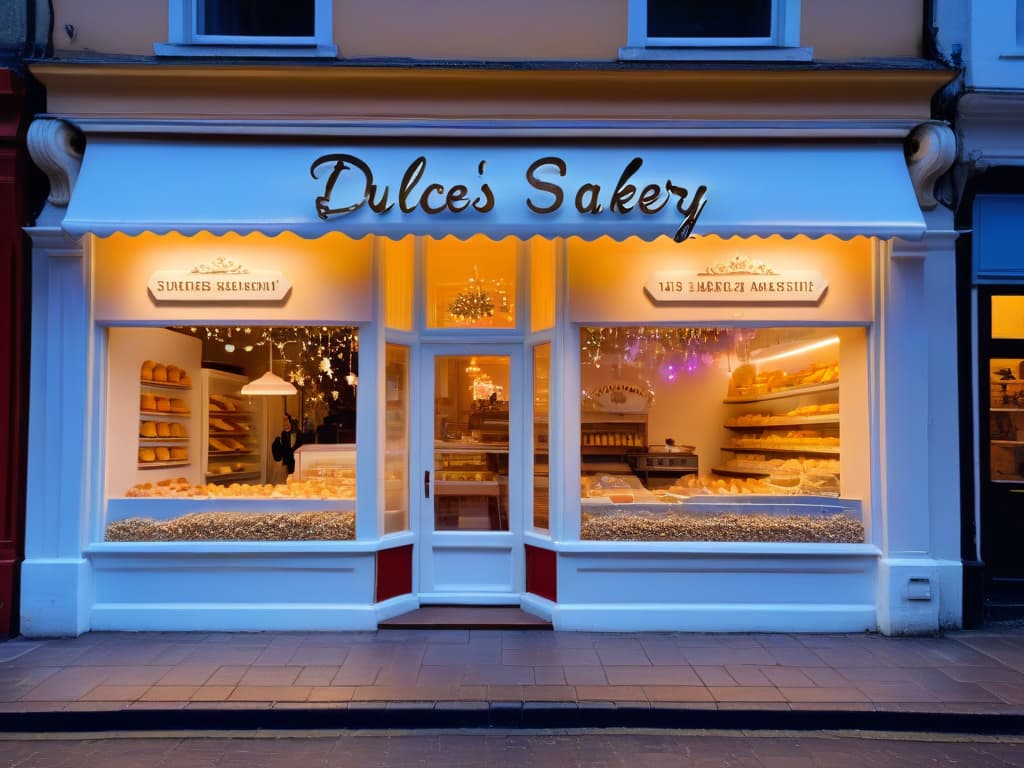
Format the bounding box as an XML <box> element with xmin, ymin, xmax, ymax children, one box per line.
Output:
<box><xmin>1</xmin><ymin>624</ymin><xmax>1023</xmax><ymax>733</ymax></box>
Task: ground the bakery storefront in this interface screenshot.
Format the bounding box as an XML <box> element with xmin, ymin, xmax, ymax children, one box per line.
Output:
<box><xmin>21</xmin><ymin>124</ymin><xmax>963</xmax><ymax>636</ymax></box>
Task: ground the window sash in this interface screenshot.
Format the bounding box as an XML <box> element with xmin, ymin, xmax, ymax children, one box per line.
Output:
<box><xmin>627</xmin><ymin>0</ymin><xmax>799</xmax><ymax>49</ymax></box>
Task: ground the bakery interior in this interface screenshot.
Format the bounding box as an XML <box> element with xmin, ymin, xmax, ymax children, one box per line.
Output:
<box><xmin>575</xmin><ymin>324</ymin><xmax>862</xmax><ymax>543</ymax></box>
<box><xmin>105</xmin><ymin>325</ymin><xmax>364</xmax><ymax>541</ymax></box>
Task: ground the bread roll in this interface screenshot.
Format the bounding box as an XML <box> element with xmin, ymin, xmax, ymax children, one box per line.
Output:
<box><xmin>155</xmin><ymin>446</ymin><xmax>170</xmax><ymax>461</ymax></box>
<box><xmin>156</xmin><ymin>421</ymin><xmax>171</xmax><ymax>437</ymax></box>
<box><xmin>140</xmin><ymin>360</ymin><xmax>156</xmax><ymax>381</ymax></box>
<box><xmin>139</xmin><ymin>447</ymin><xmax>156</xmax><ymax>462</ymax></box>
<box><xmin>153</xmin><ymin>364</ymin><xmax>168</xmax><ymax>382</ymax></box>
<box><xmin>139</xmin><ymin>421</ymin><xmax>157</xmax><ymax>438</ymax></box>
<box><xmin>140</xmin><ymin>393</ymin><xmax>157</xmax><ymax>411</ymax></box>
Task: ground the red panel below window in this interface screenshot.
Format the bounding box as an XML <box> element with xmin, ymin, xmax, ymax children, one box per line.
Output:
<box><xmin>525</xmin><ymin>544</ymin><xmax>557</xmax><ymax>602</ymax></box>
<box><xmin>376</xmin><ymin>544</ymin><xmax>413</xmax><ymax>602</ymax></box>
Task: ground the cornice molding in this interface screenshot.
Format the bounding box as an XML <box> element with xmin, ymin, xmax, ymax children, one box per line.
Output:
<box><xmin>29</xmin><ymin>62</ymin><xmax>954</xmax><ymax>128</ymax></box>
<box><xmin>26</xmin><ymin>118</ymin><xmax>83</xmax><ymax>207</ymax></box>
<box><xmin>958</xmin><ymin>91</ymin><xmax>1024</xmax><ymax>168</ymax></box>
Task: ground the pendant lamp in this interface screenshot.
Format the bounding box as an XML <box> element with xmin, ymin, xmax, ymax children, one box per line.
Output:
<box><xmin>241</xmin><ymin>336</ymin><xmax>297</xmax><ymax>396</ymax></box>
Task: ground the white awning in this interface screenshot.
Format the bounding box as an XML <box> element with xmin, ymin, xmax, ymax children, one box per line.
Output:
<box><xmin>62</xmin><ymin>138</ymin><xmax>926</xmax><ymax>241</ymax></box>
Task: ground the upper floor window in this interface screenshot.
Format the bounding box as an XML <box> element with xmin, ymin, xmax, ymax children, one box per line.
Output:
<box><xmin>155</xmin><ymin>0</ymin><xmax>337</xmax><ymax>58</ymax></box>
<box><xmin>620</xmin><ymin>0</ymin><xmax>810</xmax><ymax>61</ymax></box>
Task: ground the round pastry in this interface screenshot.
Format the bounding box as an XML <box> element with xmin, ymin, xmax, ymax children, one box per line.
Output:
<box><xmin>155</xmin><ymin>446</ymin><xmax>170</xmax><ymax>461</ymax></box>
<box><xmin>140</xmin><ymin>360</ymin><xmax>156</xmax><ymax>381</ymax></box>
<box><xmin>153</xmin><ymin>364</ymin><xmax>168</xmax><ymax>382</ymax></box>
<box><xmin>156</xmin><ymin>421</ymin><xmax>171</xmax><ymax>438</ymax></box>
<box><xmin>155</xmin><ymin>396</ymin><xmax>171</xmax><ymax>412</ymax></box>
<box><xmin>138</xmin><ymin>447</ymin><xmax>156</xmax><ymax>462</ymax></box>
<box><xmin>166</xmin><ymin>365</ymin><xmax>181</xmax><ymax>383</ymax></box>
<box><xmin>140</xmin><ymin>393</ymin><xmax>157</xmax><ymax>411</ymax></box>
<box><xmin>139</xmin><ymin>421</ymin><xmax>157</xmax><ymax>438</ymax></box>
<box><xmin>169</xmin><ymin>422</ymin><xmax>186</xmax><ymax>437</ymax></box>
<box><xmin>169</xmin><ymin>447</ymin><xmax>187</xmax><ymax>460</ymax></box>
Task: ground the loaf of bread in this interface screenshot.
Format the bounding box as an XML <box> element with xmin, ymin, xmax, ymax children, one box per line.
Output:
<box><xmin>141</xmin><ymin>393</ymin><xmax>157</xmax><ymax>411</ymax></box>
<box><xmin>169</xmin><ymin>447</ymin><xmax>187</xmax><ymax>460</ymax></box>
<box><xmin>169</xmin><ymin>398</ymin><xmax>188</xmax><ymax>413</ymax></box>
<box><xmin>155</xmin><ymin>396</ymin><xmax>171</xmax><ymax>412</ymax></box>
<box><xmin>153</xmin><ymin>364</ymin><xmax>168</xmax><ymax>382</ymax></box>
<box><xmin>179</xmin><ymin>372</ymin><xmax>192</xmax><ymax>387</ymax></box>
<box><xmin>156</xmin><ymin>421</ymin><xmax>171</xmax><ymax>438</ymax></box>
<box><xmin>138</xmin><ymin>447</ymin><xmax>156</xmax><ymax>462</ymax></box>
<box><xmin>140</xmin><ymin>360</ymin><xmax>156</xmax><ymax>381</ymax></box>
<box><xmin>166</xmin><ymin>365</ymin><xmax>181</xmax><ymax>383</ymax></box>
<box><xmin>170</xmin><ymin>422</ymin><xmax>186</xmax><ymax>438</ymax></box>
<box><xmin>139</xmin><ymin>421</ymin><xmax>157</xmax><ymax>438</ymax></box>
<box><xmin>155</xmin><ymin>446</ymin><xmax>170</xmax><ymax>461</ymax></box>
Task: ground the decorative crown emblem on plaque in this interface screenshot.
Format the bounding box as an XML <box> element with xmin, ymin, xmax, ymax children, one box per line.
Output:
<box><xmin>699</xmin><ymin>255</ymin><xmax>778</xmax><ymax>276</ymax></box>
<box><xmin>190</xmin><ymin>256</ymin><xmax>249</xmax><ymax>275</ymax></box>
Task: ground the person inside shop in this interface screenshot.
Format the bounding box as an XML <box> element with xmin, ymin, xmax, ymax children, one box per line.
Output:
<box><xmin>271</xmin><ymin>413</ymin><xmax>304</xmax><ymax>477</ymax></box>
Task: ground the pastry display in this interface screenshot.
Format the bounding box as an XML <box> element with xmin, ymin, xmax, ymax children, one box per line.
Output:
<box><xmin>140</xmin><ymin>360</ymin><xmax>190</xmax><ymax>387</ymax></box>
<box><xmin>170</xmin><ymin>422</ymin><xmax>186</xmax><ymax>437</ymax></box>
<box><xmin>169</xmin><ymin>398</ymin><xmax>188</xmax><ymax>413</ymax></box>
<box><xmin>166</xmin><ymin>365</ymin><xmax>181</xmax><ymax>383</ymax></box>
<box><xmin>209</xmin><ymin>394</ymin><xmax>237</xmax><ymax>412</ymax></box>
<box><xmin>122</xmin><ymin>475</ymin><xmax>356</xmax><ymax>500</ymax></box>
<box><xmin>106</xmin><ymin>510</ymin><xmax>356</xmax><ymax>542</ymax></box>
<box><xmin>728</xmin><ymin>362</ymin><xmax>839</xmax><ymax>398</ymax></box>
<box><xmin>169</xmin><ymin>447</ymin><xmax>187</xmax><ymax>460</ymax></box>
<box><xmin>155</xmin><ymin>446</ymin><xmax>171</xmax><ymax>461</ymax></box>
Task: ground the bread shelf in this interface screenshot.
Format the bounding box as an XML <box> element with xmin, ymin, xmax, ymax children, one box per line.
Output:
<box><xmin>137</xmin><ymin>460</ymin><xmax>190</xmax><ymax>470</ymax></box>
<box><xmin>723</xmin><ymin>444</ymin><xmax>841</xmax><ymax>456</ymax></box>
<box><xmin>140</xmin><ymin>380</ymin><xmax>191</xmax><ymax>390</ymax></box>
<box><xmin>992</xmin><ymin>440</ymin><xmax>1024</xmax><ymax>447</ymax></box>
<box><xmin>724</xmin><ymin>415</ymin><xmax>839</xmax><ymax>428</ymax></box>
<box><xmin>140</xmin><ymin>409</ymin><xmax>190</xmax><ymax>417</ymax></box>
<box><xmin>723</xmin><ymin>382</ymin><xmax>839</xmax><ymax>404</ymax></box>
<box><xmin>139</xmin><ymin>437</ymin><xmax>189</xmax><ymax>444</ymax></box>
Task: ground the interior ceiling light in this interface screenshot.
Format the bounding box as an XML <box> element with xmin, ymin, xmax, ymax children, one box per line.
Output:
<box><xmin>240</xmin><ymin>335</ymin><xmax>297</xmax><ymax>396</ymax></box>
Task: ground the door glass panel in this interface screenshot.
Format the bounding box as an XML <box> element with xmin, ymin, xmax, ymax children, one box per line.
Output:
<box><xmin>533</xmin><ymin>344</ymin><xmax>550</xmax><ymax>530</ymax></box>
<box><xmin>989</xmin><ymin>357</ymin><xmax>1024</xmax><ymax>483</ymax></box>
<box><xmin>433</xmin><ymin>355</ymin><xmax>510</xmax><ymax>531</ymax></box>
<box><xmin>384</xmin><ymin>344</ymin><xmax>410</xmax><ymax>533</ymax></box>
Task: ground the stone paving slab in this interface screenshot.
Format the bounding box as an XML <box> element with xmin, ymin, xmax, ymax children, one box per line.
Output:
<box><xmin>0</xmin><ymin>626</ymin><xmax>1022</xmax><ymax>732</ymax></box>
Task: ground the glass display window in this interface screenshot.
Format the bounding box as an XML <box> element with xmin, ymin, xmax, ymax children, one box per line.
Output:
<box><xmin>577</xmin><ymin>325</ymin><xmax>864</xmax><ymax>543</ymax></box>
<box><xmin>105</xmin><ymin>324</ymin><xmax>359</xmax><ymax>541</ymax></box>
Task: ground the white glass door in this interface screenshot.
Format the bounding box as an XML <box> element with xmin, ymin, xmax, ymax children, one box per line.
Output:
<box><xmin>418</xmin><ymin>345</ymin><xmax>523</xmax><ymax>602</ymax></box>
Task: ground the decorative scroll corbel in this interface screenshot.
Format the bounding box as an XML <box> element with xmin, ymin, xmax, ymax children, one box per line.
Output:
<box><xmin>26</xmin><ymin>118</ymin><xmax>84</xmax><ymax>207</ymax></box>
<box><xmin>905</xmin><ymin>121</ymin><xmax>957</xmax><ymax>211</ymax></box>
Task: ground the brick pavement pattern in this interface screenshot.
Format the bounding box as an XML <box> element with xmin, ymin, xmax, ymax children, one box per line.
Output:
<box><xmin>1</xmin><ymin>625</ymin><xmax>1023</xmax><ymax>717</ymax></box>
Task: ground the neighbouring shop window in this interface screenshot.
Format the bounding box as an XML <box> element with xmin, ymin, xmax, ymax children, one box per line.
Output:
<box><xmin>104</xmin><ymin>325</ymin><xmax>359</xmax><ymax>542</ymax></box>
<box><xmin>533</xmin><ymin>344</ymin><xmax>551</xmax><ymax>530</ymax></box>
<box><xmin>578</xmin><ymin>325</ymin><xmax>863</xmax><ymax>543</ymax></box>
<box><xmin>384</xmin><ymin>344</ymin><xmax>411</xmax><ymax>533</ymax></box>
<box><xmin>424</xmin><ymin>236</ymin><xmax>517</xmax><ymax>330</ymax></box>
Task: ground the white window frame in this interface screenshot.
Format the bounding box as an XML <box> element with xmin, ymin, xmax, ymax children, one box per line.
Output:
<box><xmin>155</xmin><ymin>0</ymin><xmax>338</xmax><ymax>58</ymax></box>
<box><xmin>619</xmin><ymin>0</ymin><xmax>811</xmax><ymax>62</ymax></box>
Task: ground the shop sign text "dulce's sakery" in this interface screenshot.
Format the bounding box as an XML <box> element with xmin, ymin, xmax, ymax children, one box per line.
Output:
<box><xmin>310</xmin><ymin>154</ymin><xmax>709</xmax><ymax>243</ymax></box>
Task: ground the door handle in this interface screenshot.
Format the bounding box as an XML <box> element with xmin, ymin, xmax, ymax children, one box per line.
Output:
<box><xmin>424</xmin><ymin>470</ymin><xmax>431</xmax><ymax>498</ymax></box>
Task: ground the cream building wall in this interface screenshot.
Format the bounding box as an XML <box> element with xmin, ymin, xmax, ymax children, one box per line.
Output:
<box><xmin>52</xmin><ymin>0</ymin><xmax>923</xmax><ymax>60</ymax></box>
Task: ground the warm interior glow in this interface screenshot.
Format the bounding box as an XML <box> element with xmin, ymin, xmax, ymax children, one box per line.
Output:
<box><xmin>751</xmin><ymin>336</ymin><xmax>840</xmax><ymax>364</ymax></box>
